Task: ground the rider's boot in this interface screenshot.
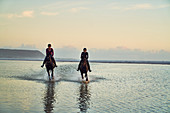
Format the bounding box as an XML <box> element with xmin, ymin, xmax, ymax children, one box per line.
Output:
<box><xmin>77</xmin><ymin>67</ymin><xmax>80</xmax><ymax>71</ymax></box>
<box><xmin>77</xmin><ymin>62</ymin><xmax>81</xmax><ymax>71</ymax></box>
<box><xmin>52</xmin><ymin>57</ymin><xmax>57</xmax><ymax>67</ymax></box>
<box><xmin>54</xmin><ymin>63</ymin><xmax>57</xmax><ymax>67</ymax></box>
<box><xmin>87</xmin><ymin>62</ymin><xmax>92</xmax><ymax>72</ymax></box>
<box><xmin>41</xmin><ymin>64</ymin><xmax>44</xmax><ymax>68</ymax></box>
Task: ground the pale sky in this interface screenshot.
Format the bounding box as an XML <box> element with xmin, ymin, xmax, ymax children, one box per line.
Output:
<box><xmin>0</xmin><ymin>0</ymin><xmax>170</xmax><ymax>51</ymax></box>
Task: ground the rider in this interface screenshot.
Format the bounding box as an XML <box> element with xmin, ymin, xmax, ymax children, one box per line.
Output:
<box><xmin>41</xmin><ymin>44</ymin><xmax>57</xmax><ymax>68</ymax></box>
<box><xmin>77</xmin><ymin>48</ymin><xmax>91</xmax><ymax>72</ymax></box>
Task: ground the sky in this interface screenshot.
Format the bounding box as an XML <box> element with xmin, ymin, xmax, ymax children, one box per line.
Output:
<box><xmin>0</xmin><ymin>0</ymin><xmax>170</xmax><ymax>60</ymax></box>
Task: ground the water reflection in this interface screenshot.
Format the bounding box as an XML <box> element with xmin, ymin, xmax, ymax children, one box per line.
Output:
<box><xmin>43</xmin><ymin>82</ymin><xmax>56</xmax><ymax>113</ymax></box>
<box><xmin>78</xmin><ymin>84</ymin><xmax>91</xmax><ymax>112</ymax></box>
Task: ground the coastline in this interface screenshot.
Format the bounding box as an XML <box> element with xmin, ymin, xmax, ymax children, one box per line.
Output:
<box><xmin>0</xmin><ymin>58</ymin><xmax>170</xmax><ymax>65</ymax></box>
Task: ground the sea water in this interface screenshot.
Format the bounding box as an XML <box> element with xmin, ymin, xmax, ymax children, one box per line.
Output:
<box><xmin>0</xmin><ymin>60</ymin><xmax>169</xmax><ymax>113</ymax></box>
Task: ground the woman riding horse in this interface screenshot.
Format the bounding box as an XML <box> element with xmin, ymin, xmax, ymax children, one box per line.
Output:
<box><xmin>78</xmin><ymin>48</ymin><xmax>92</xmax><ymax>82</ymax></box>
<box><xmin>77</xmin><ymin>48</ymin><xmax>91</xmax><ymax>72</ymax></box>
<box><xmin>41</xmin><ymin>44</ymin><xmax>57</xmax><ymax>68</ymax></box>
<box><xmin>41</xmin><ymin>44</ymin><xmax>57</xmax><ymax>80</ymax></box>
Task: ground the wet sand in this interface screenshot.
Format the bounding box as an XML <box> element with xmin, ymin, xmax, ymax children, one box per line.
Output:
<box><xmin>0</xmin><ymin>60</ymin><xmax>169</xmax><ymax>113</ymax></box>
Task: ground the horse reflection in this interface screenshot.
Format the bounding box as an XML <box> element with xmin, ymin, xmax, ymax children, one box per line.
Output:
<box><xmin>78</xmin><ymin>84</ymin><xmax>91</xmax><ymax>112</ymax></box>
<box><xmin>44</xmin><ymin>82</ymin><xmax>56</xmax><ymax>113</ymax></box>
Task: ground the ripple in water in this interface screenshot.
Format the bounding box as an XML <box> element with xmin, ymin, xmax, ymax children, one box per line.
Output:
<box><xmin>0</xmin><ymin>61</ymin><xmax>169</xmax><ymax>113</ymax></box>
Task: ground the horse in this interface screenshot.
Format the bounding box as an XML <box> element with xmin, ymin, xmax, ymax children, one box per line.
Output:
<box><xmin>80</xmin><ymin>58</ymin><xmax>89</xmax><ymax>82</ymax></box>
<box><xmin>45</xmin><ymin>56</ymin><xmax>56</xmax><ymax>80</ymax></box>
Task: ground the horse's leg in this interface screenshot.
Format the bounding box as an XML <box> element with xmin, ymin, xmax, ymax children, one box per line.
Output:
<box><xmin>47</xmin><ymin>70</ymin><xmax>51</xmax><ymax>80</ymax></box>
<box><xmin>51</xmin><ymin>69</ymin><xmax>54</xmax><ymax>79</ymax></box>
<box><xmin>85</xmin><ymin>73</ymin><xmax>88</xmax><ymax>81</ymax></box>
<box><xmin>81</xmin><ymin>72</ymin><xmax>84</xmax><ymax>79</ymax></box>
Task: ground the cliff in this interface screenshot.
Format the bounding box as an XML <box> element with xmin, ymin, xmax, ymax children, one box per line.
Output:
<box><xmin>0</xmin><ymin>49</ymin><xmax>45</xmax><ymax>59</ymax></box>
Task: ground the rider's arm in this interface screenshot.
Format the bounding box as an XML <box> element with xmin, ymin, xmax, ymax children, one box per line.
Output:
<box><xmin>81</xmin><ymin>52</ymin><xmax>83</xmax><ymax>59</ymax></box>
<box><xmin>51</xmin><ymin>48</ymin><xmax>54</xmax><ymax>56</ymax></box>
<box><xmin>86</xmin><ymin>52</ymin><xmax>89</xmax><ymax>59</ymax></box>
<box><xmin>46</xmin><ymin>48</ymin><xmax>48</xmax><ymax>56</ymax></box>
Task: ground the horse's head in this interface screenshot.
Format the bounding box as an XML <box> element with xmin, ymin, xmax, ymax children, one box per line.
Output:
<box><xmin>45</xmin><ymin>56</ymin><xmax>55</xmax><ymax>70</ymax></box>
<box><xmin>46</xmin><ymin>56</ymin><xmax>53</xmax><ymax>64</ymax></box>
<box><xmin>83</xmin><ymin>58</ymin><xmax>87</xmax><ymax>66</ymax></box>
<box><xmin>80</xmin><ymin>58</ymin><xmax>88</xmax><ymax>73</ymax></box>
<box><xmin>46</xmin><ymin>56</ymin><xmax>51</xmax><ymax>61</ymax></box>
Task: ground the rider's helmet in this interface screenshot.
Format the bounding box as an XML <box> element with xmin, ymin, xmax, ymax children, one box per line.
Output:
<box><xmin>48</xmin><ymin>44</ymin><xmax>51</xmax><ymax>47</ymax></box>
<box><xmin>83</xmin><ymin>48</ymin><xmax>87</xmax><ymax>51</ymax></box>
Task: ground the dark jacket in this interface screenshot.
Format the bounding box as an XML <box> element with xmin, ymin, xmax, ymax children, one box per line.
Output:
<box><xmin>81</xmin><ymin>52</ymin><xmax>88</xmax><ymax>60</ymax></box>
<box><xmin>46</xmin><ymin>48</ymin><xmax>54</xmax><ymax>57</ymax></box>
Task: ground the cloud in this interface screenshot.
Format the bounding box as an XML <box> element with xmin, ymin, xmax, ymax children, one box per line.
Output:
<box><xmin>40</xmin><ymin>12</ymin><xmax>59</xmax><ymax>16</ymax></box>
<box><xmin>7</xmin><ymin>14</ymin><xmax>15</xmax><ymax>18</ymax></box>
<box><xmin>69</xmin><ymin>7</ymin><xmax>89</xmax><ymax>13</ymax></box>
<box><xmin>0</xmin><ymin>14</ymin><xmax>16</xmax><ymax>19</ymax></box>
<box><xmin>39</xmin><ymin>1</ymin><xmax>91</xmax><ymax>14</ymax></box>
<box><xmin>110</xmin><ymin>3</ymin><xmax>170</xmax><ymax>11</ymax></box>
<box><xmin>22</xmin><ymin>11</ymin><xmax>34</xmax><ymax>17</ymax></box>
<box><xmin>158</xmin><ymin>4</ymin><xmax>170</xmax><ymax>8</ymax></box>
<box><xmin>40</xmin><ymin>1</ymin><xmax>91</xmax><ymax>10</ymax></box>
<box><xmin>111</xmin><ymin>6</ymin><xmax>121</xmax><ymax>10</ymax></box>
<box><xmin>17</xmin><ymin>44</ymin><xmax>37</xmax><ymax>50</ymax></box>
<box><xmin>125</xmin><ymin>4</ymin><xmax>153</xmax><ymax>10</ymax></box>
<box><xmin>0</xmin><ymin>10</ymin><xmax>34</xmax><ymax>19</ymax></box>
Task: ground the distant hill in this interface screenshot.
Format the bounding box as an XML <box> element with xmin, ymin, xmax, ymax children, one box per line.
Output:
<box><xmin>0</xmin><ymin>48</ymin><xmax>169</xmax><ymax>65</ymax></box>
<box><xmin>0</xmin><ymin>49</ymin><xmax>45</xmax><ymax>59</ymax></box>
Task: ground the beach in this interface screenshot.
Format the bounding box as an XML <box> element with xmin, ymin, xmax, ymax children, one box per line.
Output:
<box><xmin>0</xmin><ymin>60</ymin><xmax>169</xmax><ymax>113</ymax></box>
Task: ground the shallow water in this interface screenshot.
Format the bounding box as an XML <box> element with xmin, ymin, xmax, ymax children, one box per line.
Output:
<box><xmin>0</xmin><ymin>60</ymin><xmax>169</xmax><ymax>113</ymax></box>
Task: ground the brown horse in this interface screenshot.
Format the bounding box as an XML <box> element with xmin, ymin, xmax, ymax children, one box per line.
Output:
<box><xmin>45</xmin><ymin>56</ymin><xmax>56</xmax><ymax>80</ymax></box>
<box><xmin>80</xmin><ymin>59</ymin><xmax>89</xmax><ymax>82</ymax></box>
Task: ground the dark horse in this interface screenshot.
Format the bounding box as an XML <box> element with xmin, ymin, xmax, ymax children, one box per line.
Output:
<box><xmin>80</xmin><ymin>58</ymin><xmax>89</xmax><ymax>82</ymax></box>
<box><xmin>45</xmin><ymin>56</ymin><xmax>56</xmax><ymax>80</ymax></box>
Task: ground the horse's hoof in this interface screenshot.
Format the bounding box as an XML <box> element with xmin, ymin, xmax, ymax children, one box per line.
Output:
<box><xmin>82</xmin><ymin>80</ymin><xmax>89</xmax><ymax>84</ymax></box>
<box><xmin>85</xmin><ymin>81</ymin><xmax>89</xmax><ymax>84</ymax></box>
